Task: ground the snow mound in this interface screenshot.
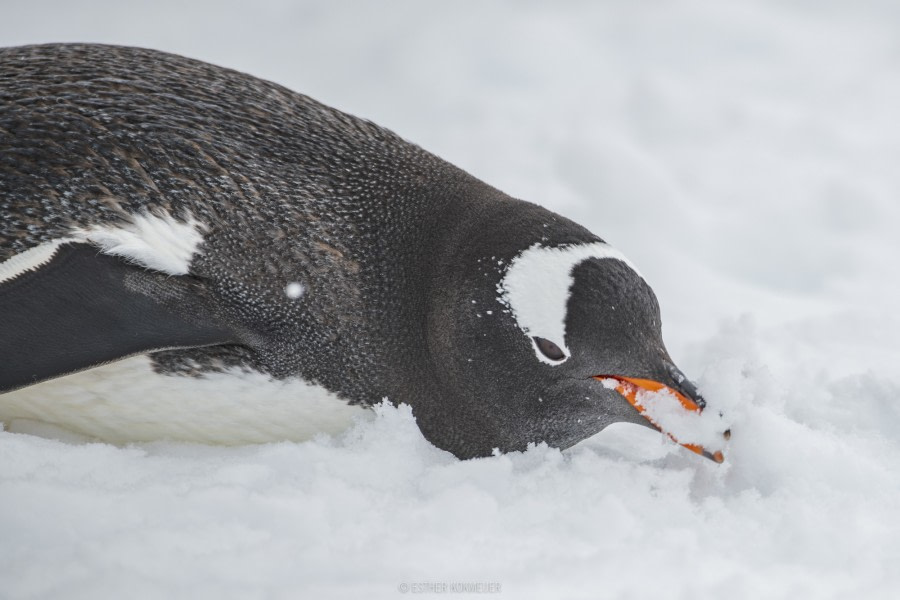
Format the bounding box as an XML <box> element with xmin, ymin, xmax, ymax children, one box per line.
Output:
<box><xmin>3</xmin><ymin>326</ymin><xmax>899</xmax><ymax>600</ymax></box>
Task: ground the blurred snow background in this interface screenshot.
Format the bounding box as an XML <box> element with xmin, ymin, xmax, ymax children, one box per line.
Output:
<box><xmin>1</xmin><ymin>1</ymin><xmax>899</xmax><ymax>598</ymax></box>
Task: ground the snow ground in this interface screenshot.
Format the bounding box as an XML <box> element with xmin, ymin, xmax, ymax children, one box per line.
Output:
<box><xmin>2</xmin><ymin>1</ymin><xmax>899</xmax><ymax>598</ymax></box>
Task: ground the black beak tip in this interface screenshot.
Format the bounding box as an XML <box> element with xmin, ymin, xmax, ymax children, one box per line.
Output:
<box><xmin>702</xmin><ymin>449</ymin><xmax>725</xmax><ymax>463</ymax></box>
<box><xmin>664</xmin><ymin>362</ymin><xmax>706</xmax><ymax>410</ymax></box>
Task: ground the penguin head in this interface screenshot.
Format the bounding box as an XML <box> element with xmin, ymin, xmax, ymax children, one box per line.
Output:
<box><xmin>421</xmin><ymin>201</ymin><xmax>723</xmax><ymax>461</ymax></box>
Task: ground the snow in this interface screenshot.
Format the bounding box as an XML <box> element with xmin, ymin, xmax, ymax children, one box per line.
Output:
<box><xmin>2</xmin><ymin>1</ymin><xmax>899</xmax><ymax>598</ymax></box>
<box><xmin>498</xmin><ymin>241</ymin><xmax>641</xmax><ymax>364</ymax></box>
<box><xmin>284</xmin><ymin>282</ymin><xmax>305</xmax><ymax>300</ymax></box>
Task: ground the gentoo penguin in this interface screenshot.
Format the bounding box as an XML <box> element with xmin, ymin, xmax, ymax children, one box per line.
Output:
<box><xmin>0</xmin><ymin>44</ymin><xmax>726</xmax><ymax>461</ymax></box>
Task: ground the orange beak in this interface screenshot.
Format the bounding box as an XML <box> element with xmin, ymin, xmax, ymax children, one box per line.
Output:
<box><xmin>594</xmin><ymin>375</ymin><xmax>725</xmax><ymax>463</ymax></box>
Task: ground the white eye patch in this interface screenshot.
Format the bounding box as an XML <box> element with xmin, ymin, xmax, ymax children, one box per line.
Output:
<box><xmin>497</xmin><ymin>241</ymin><xmax>642</xmax><ymax>365</ymax></box>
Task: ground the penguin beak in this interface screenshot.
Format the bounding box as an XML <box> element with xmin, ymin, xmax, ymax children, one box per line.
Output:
<box><xmin>593</xmin><ymin>375</ymin><xmax>726</xmax><ymax>463</ymax></box>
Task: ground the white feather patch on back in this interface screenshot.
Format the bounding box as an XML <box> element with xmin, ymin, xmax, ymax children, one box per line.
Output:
<box><xmin>0</xmin><ymin>355</ymin><xmax>372</xmax><ymax>445</ymax></box>
<box><xmin>0</xmin><ymin>238</ymin><xmax>76</xmax><ymax>284</ymax></box>
<box><xmin>71</xmin><ymin>210</ymin><xmax>206</xmax><ymax>275</ymax></box>
<box><xmin>498</xmin><ymin>242</ymin><xmax>643</xmax><ymax>364</ymax></box>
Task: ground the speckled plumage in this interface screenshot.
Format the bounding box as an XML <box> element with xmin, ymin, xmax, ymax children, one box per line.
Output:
<box><xmin>0</xmin><ymin>44</ymin><xmax>713</xmax><ymax>459</ymax></box>
<box><xmin>1</xmin><ymin>43</ymin><xmax>482</xmax><ymax>395</ymax></box>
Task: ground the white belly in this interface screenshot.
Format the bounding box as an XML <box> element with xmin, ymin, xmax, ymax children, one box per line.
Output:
<box><xmin>0</xmin><ymin>355</ymin><xmax>372</xmax><ymax>444</ymax></box>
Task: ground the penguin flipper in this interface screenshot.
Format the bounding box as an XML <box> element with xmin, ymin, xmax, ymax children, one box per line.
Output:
<box><xmin>0</xmin><ymin>242</ymin><xmax>236</xmax><ymax>393</ymax></box>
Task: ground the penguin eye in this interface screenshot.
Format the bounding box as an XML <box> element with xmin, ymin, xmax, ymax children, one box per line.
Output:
<box><xmin>533</xmin><ymin>337</ymin><xmax>565</xmax><ymax>361</ymax></box>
